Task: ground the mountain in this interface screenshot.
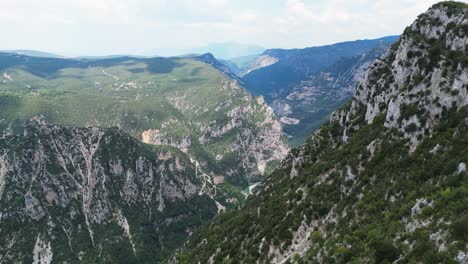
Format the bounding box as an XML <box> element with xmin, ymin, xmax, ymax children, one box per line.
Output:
<box><xmin>0</xmin><ymin>119</ymin><xmax>217</xmax><ymax>263</ymax></box>
<box><xmin>0</xmin><ymin>53</ymin><xmax>288</xmax><ymax>188</ymax></box>
<box><xmin>193</xmin><ymin>53</ymin><xmax>242</xmax><ymax>82</ymax></box>
<box><xmin>220</xmin><ymin>54</ymin><xmax>262</xmax><ymax>76</ymax></box>
<box><xmin>170</xmin><ymin>2</ymin><xmax>468</xmax><ymax>263</ymax></box>
<box><xmin>188</xmin><ymin>42</ymin><xmax>265</xmax><ymax>60</ymax></box>
<box><xmin>75</xmin><ymin>54</ymin><xmax>149</xmax><ymax>60</ymax></box>
<box><xmin>0</xmin><ymin>51</ymin><xmax>289</xmax><ymax>261</ymax></box>
<box><xmin>1</xmin><ymin>50</ymin><xmax>64</xmax><ymax>58</ymax></box>
<box><xmin>240</xmin><ymin>36</ymin><xmax>399</xmax><ymax>145</ymax></box>
<box><xmin>274</xmin><ymin>42</ymin><xmax>395</xmax><ymax>146</ymax></box>
<box><xmin>242</xmin><ymin>36</ymin><xmax>399</xmax><ymax>99</ymax></box>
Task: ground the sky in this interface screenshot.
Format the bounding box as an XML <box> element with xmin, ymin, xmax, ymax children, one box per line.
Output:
<box><xmin>0</xmin><ymin>0</ymin><xmax>450</xmax><ymax>57</ymax></box>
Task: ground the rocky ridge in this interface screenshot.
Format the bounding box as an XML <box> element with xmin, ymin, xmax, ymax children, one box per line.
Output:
<box><xmin>333</xmin><ymin>2</ymin><xmax>468</xmax><ymax>149</ymax></box>
<box><xmin>0</xmin><ymin>118</ymin><xmax>217</xmax><ymax>263</ymax></box>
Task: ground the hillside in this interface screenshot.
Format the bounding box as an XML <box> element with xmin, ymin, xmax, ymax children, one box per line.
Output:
<box><xmin>170</xmin><ymin>2</ymin><xmax>468</xmax><ymax>263</ymax></box>
<box><xmin>0</xmin><ymin>53</ymin><xmax>288</xmax><ymax>188</ymax></box>
<box><xmin>240</xmin><ymin>37</ymin><xmax>398</xmax><ymax>145</ymax></box>
<box><xmin>0</xmin><ymin>119</ymin><xmax>218</xmax><ymax>263</ymax></box>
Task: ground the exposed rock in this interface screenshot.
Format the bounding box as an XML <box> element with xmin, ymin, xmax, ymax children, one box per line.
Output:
<box><xmin>33</xmin><ymin>235</ymin><xmax>53</xmax><ymax>264</ymax></box>
<box><xmin>333</xmin><ymin>2</ymin><xmax>468</xmax><ymax>151</ymax></box>
<box><xmin>458</xmin><ymin>162</ymin><xmax>466</xmax><ymax>173</ymax></box>
<box><xmin>239</xmin><ymin>55</ymin><xmax>279</xmax><ymax>77</ymax></box>
<box><xmin>142</xmin><ymin>129</ymin><xmax>192</xmax><ymax>153</ymax></box>
<box><xmin>280</xmin><ymin>117</ymin><xmax>300</xmax><ymax>125</ymax></box>
<box><xmin>456</xmin><ymin>251</ymin><xmax>468</xmax><ymax>264</ymax></box>
<box><xmin>0</xmin><ymin>120</ymin><xmax>217</xmax><ymax>262</ymax></box>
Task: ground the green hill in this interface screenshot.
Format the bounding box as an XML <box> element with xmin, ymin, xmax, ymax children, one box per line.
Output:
<box><xmin>0</xmin><ymin>53</ymin><xmax>289</xmax><ymax>188</ymax></box>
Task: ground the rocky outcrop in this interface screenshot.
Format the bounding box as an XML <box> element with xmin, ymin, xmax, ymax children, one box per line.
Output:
<box><xmin>0</xmin><ymin>119</ymin><xmax>217</xmax><ymax>263</ymax></box>
<box><xmin>142</xmin><ymin>129</ymin><xmax>192</xmax><ymax>153</ymax></box>
<box><xmin>239</xmin><ymin>55</ymin><xmax>279</xmax><ymax>77</ymax></box>
<box><xmin>333</xmin><ymin>2</ymin><xmax>468</xmax><ymax>150</ymax></box>
<box><xmin>198</xmin><ymin>96</ymin><xmax>289</xmax><ymax>184</ymax></box>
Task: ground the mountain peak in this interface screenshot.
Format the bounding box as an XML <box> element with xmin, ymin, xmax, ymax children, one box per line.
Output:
<box><xmin>332</xmin><ymin>0</ymin><xmax>467</xmax><ymax>150</ymax></box>
<box><xmin>194</xmin><ymin>52</ymin><xmax>242</xmax><ymax>81</ymax></box>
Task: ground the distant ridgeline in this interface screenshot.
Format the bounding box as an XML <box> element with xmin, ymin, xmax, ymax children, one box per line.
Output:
<box><xmin>171</xmin><ymin>2</ymin><xmax>468</xmax><ymax>263</ymax></box>
<box><xmin>230</xmin><ymin>36</ymin><xmax>399</xmax><ymax>145</ymax></box>
<box><xmin>0</xmin><ymin>52</ymin><xmax>288</xmax><ymax>262</ymax></box>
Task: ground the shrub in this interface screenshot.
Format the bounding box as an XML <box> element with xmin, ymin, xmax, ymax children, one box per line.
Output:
<box><xmin>374</xmin><ymin>239</ymin><xmax>400</xmax><ymax>262</ymax></box>
<box><xmin>451</xmin><ymin>215</ymin><xmax>468</xmax><ymax>242</ymax></box>
<box><xmin>309</xmin><ymin>231</ymin><xmax>322</xmax><ymax>242</ymax></box>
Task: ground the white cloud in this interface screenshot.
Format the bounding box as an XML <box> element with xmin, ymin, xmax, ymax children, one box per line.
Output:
<box><xmin>0</xmin><ymin>0</ymin><xmax>445</xmax><ymax>56</ymax></box>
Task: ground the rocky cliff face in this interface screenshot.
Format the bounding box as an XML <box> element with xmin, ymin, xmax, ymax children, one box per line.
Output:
<box><xmin>0</xmin><ymin>118</ymin><xmax>217</xmax><ymax>263</ymax></box>
<box><xmin>334</xmin><ymin>2</ymin><xmax>468</xmax><ymax>149</ymax></box>
<box><xmin>239</xmin><ymin>55</ymin><xmax>279</xmax><ymax>77</ymax></box>
<box><xmin>170</xmin><ymin>2</ymin><xmax>468</xmax><ymax>263</ymax></box>
<box><xmin>196</xmin><ymin>93</ymin><xmax>289</xmax><ymax>183</ymax></box>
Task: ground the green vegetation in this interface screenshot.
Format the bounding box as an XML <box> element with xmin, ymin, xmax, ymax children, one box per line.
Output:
<box><xmin>171</xmin><ymin>3</ymin><xmax>468</xmax><ymax>262</ymax></box>
<box><xmin>173</xmin><ymin>101</ymin><xmax>468</xmax><ymax>263</ymax></box>
<box><xmin>0</xmin><ymin>53</ymin><xmax>284</xmax><ymax>187</ymax></box>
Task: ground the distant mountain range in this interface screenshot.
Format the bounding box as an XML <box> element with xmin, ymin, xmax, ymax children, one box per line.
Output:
<box><xmin>2</xmin><ymin>37</ymin><xmax>402</xmax><ymax>147</ymax></box>
<box><xmin>180</xmin><ymin>42</ymin><xmax>265</xmax><ymax>60</ymax></box>
<box><xmin>1</xmin><ymin>49</ymin><xmax>64</xmax><ymax>58</ymax></box>
<box><xmin>241</xmin><ymin>36</ymin><xmax>399</xmax><ymax>99</ymax></box>
<box><xmin>225</xmin><ymin>36</ymin><xmax>399</xmax><ymax>145</ymax></box>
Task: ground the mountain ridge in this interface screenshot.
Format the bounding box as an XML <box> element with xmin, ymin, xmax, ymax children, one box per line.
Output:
<box><xmin>170</xmin><ymin>2</ymin><xmax>468</xmax><ymax>263</ymax></box>
<box><xmin>0</xmin><ymin>52</ymin><xmax>289</xmax><ymax>188</ymax></box>
<box><xmin>234</xmin><ymin>36</ymin><xmax>398</xmax><ymax>145</ymax></box>
<box><xmin>0</xmin><ymin>118</ymin><xmax>218</xmax><ymax>263</ymax></box>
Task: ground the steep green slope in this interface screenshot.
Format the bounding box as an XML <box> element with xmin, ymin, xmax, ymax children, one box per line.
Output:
<box><xmin>170</xmin><ymin>2</ymin><xmax>468</xmax><ymax>263</ymax></box>
<box><xmin>0</xmin><ymin>119</ymin><xmax>217</xmax><ymax>263</ymax></box>
<box><xmin>0</xmin><ymin>53</ymin><xmax>288</xmax><ymax>188</ymax></box>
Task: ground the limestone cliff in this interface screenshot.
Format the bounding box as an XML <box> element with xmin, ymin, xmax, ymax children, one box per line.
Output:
<box><xmin>0</xmin><ymin>118</ymin><xmax>217</xmax><ymax>263</ymax></box>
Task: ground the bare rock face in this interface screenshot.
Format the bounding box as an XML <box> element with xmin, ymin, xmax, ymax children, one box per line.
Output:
<box><xmin>144</xmin><ymin>79</ymin><xmax>289</xmax><ymax>187</ymax></box>
<box><xmin>142</xmin><ymin>129</ymin><xmax>192</xmax><ymax>153</ymax></box>
<box><xmin>333</xmin><ymin>3</ymin><xmax>468</xmax><ymax>150</ymax></box>
<box><xmin>0</xmin><ymin>119</ymin><xmax>217</xmax><ymax>263</ymax></box>
<box><xmin>239</xmin><ymin>55</ymin><xmax>279</xmax><ymax>77</ymax></box>
<box><xmin>194</xmin><ymin>93</ymin><xmax>289</xmax><ymax>185</ymax></box>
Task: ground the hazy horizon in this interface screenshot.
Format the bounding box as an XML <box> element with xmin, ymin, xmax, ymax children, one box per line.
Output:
<box><xmin>1</xmin><ymin>36</ymin><xmax>401</xmax><ymax>59</ymax></box>
<box><xmin>1</xmin><ymin>0</ymin><xmax>445</xmax><ymax>57</ymax></box>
